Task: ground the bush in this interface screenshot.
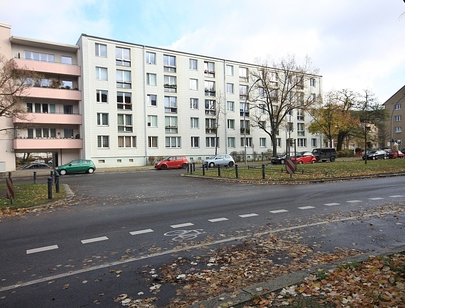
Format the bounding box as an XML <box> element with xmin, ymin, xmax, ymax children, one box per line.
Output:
<box><xmin>337</xmin><ymin>149</ymin><xmax>355</xmax><ymax>157</ymax></box>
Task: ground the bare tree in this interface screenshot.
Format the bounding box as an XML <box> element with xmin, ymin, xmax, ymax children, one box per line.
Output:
<box><xmin>248</xmin><ymin>56</ymin><xmax>318</xmax><ymax>157</ymax></box>
<box><xmin>0</xmin><ymin>55</ymin><xmax>37</xmax><ymax>130</ymax></box>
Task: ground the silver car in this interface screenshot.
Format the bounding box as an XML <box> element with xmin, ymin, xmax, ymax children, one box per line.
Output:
<box><xmin>204</xmin><ymin>154</ymin><xmax>235</xmax><ymax>167</ymax></box>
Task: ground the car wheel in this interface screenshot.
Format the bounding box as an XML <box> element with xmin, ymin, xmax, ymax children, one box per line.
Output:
<box><xmin>330</xmin><ymin>157</ymin><xmax>335</xmax><ymax>162</ymax></box>
<box><xmin>228</xmin><ymin>161</ymin><xmax>234</xmax><ymax>167</ymax></box>
<box><xmin>209</xmin><ymin>162</ymin><xmax>215</xmax><ymax>168</ymax></box>
<box><xmin>87</xmin><ymin>168</ymin><xmax>95</xmax><ymax>174</ymax></box>
<box><xmin>59</xmin><ymin>169</ymin><xmax>67</xmax><ymax>175</ymax></box>
<box><xmin>181</xmin><ymin>163</ymin><xmax>188</xmax><ymax>169</ymax></box>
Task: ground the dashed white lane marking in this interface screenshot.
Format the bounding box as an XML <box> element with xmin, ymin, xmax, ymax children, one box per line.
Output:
<box><xmin>208</xmin><ymin>218</ymin><xmax>229</xmax><ymax>223</ymax></box>
<box><xmin>81</xmin><ymin>236</ymin><xmax>109</xmax><ymax>244</ymax></box>
<box><xmin>129</xmin><ymin>229</ymin><xmax>154</xmax><ymax>235</ymax></box>
<box><xmin>170</xmin><ymin>222</ymin><xmax>194</xmax><ymax>229</ymax></box>
<box><xmin>26</xmin><ymin>245</ymin><xmax>59</xmax><ymax>255</ymax></box>
<box><xmin>298</xmin><ymin>206</ymin><xmax>315</xmax><ymax>210</ymax></box>
<box><xmin>239</xmin><ymin>213</ymin><xmax>259</xmax><ymax>218</ymax></box>
<box><xmin>270</xmin><ymin>209</ymin><xmax>288</xmax><ymax>213</ymax></box>
<box><xmin>346</xmin><ymin>200</ymin><xmax>362</xmax><ymax>203</ymax></box>
<box><xmin>325</xmin><ymin>202</ymin><xmax>340</xmax><ymax>206</ymax></box>
<box><xmin>390</xmin><ymin>195</ymin><xmax>404</xmax><ymax>198</ymax></box>
<box><xmin>369</xmin><ymin>197</ymin><xmax>384</xmax><ymax>200</ymax></box>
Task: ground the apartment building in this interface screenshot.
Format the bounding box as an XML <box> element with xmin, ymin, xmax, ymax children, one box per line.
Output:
<box><xmin>1</xmin><ymin>23</ymin><xmax>323</xmax><ymax>171</ymax></box>
<box><xmin>383</xmin><ymin>85</ymin><xmax>405</xmax><ymax>150</ymax></box>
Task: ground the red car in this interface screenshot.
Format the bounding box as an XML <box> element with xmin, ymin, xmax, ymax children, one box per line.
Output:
<box><xmin>295</xmin><ymin>152</ymin><xmax>317</xmax><ymax>164</ymax></box>
<box><xmin>389</xmin><ymin>150</ymin><xmax>405</xmax><ymax>159</ymax></box>
<box><xmin>154</xmin><ymin>156</ymin><xmax>189</xmax><ymax>170</ymax></box>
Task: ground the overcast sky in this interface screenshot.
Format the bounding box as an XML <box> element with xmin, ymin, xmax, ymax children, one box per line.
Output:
<box><xmin>0</xmin><ymin>0</ymin><xmax>404</xmax><ymax>102</ymax></box>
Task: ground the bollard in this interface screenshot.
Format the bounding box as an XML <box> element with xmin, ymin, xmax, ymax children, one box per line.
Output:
<box><xmin>235</xmin><ymin>164</ymin><xmax>239</xmax><ymax>179</ymax></box>
<box><xmin>192</xmin><ymin>162</ymin><xmax>196</xmax><ymax>172</ymax></box>
<box><xmin>47</xmin><ymin>177</ymin><xmax>53</xmax><ymax>199</ymax></box>
<box><xmin>55</xmin><ymin>174</ymin><xmax>60</xmax><ymax>193</ymax></box>
<box><xmin>33</xmin><ymin>171</ymin><xmax>37</xmax><ymax>184</ymax></box>
<box><xmin>217</xmin><ymin>165</ymin><xmax>221</xmax><ymax>177</ymax></box>
<box><xmin>202</xmin><ymin>163</ymin><xmax>206</xmax><ymax>176</ymax></box>
<box><xmin>262</xmin><ymin>164</ymin><xmax>266</xmax><ymax>179</ymax></box>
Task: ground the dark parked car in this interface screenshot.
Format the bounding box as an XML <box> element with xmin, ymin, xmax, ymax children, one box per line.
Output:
<box><xmin>22</xmin><ymin>162</ymin><xmax>51</xmax><ymax>169</ymax></box>
<box><xmin>312</xmin><ymin>148</ymin><xmax>337</xmax><ymax>162</ymax></box>
<box><xmin>270</xmin><ymin>153</ymin><xmax>300</xmax><ymax>164</ymax></box>
<box><xmin>363</xmin><ymin>149</ymin><xmax>387</xmax><ymax>160</ymax></box>
<box><xmin>56</xmin><ymin>159</ymin><xmax>96</xmax><ymax>175</ymax></box>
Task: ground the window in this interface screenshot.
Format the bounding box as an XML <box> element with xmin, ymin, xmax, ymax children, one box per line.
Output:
<box><xmin>163</xmin><ymin>55</ymin><xmax>176</xmax><ymax>72</ymax></box>
<box><xmin>116</xmin><ymin>47</ymin><xmax>131</xmax><ymax>66</ymax></box>
<box><xmin>147</xmin><ymin>94</ymin><xmax>157</xmax><ymax>106</ymax></box>
<box><xmin>394</xmin><ymin>103</ymin><xmax>401</xmax><ymax>110</ymax></box>
<box><xmin>228</xmin><ymin>137</ymin><xmax>235</xmax><ymax>148</ymax></box>
<box><xmin>311</xmin><ymin>138</ymin><xmax>317</xmax><ymax>147</ymax></box>
<box><xmin>310</xmin><ymin>78</ymin><xmax>316</xmax><ymax>87</ymax></box>
<box><xmin>240</xmin><ymin>119</ymin><xmax>250</xmax><ymax>134</ymax></box>
<box><xmin>395</xmin><ymin>126</ymin><xmax>402</xmax><ymax>133</ymax></box>
<box><xmin>297</xmin><ymin>138</ymin><xmax>307</xmax><ymax>147</ymax></box>
<box><xmin>240</xmin><ymin>102</ymin><xmax>249</xmax><ymax>117</ymax></box>
<box><xmin>97</xmin><ymin>113</ymin><xmax>109</xmax><ymax>126</ymax></box>
<box><xmin>148</xmin><ymin>136</ymin><xmax>158</xmax><ymax>148</ymax></box>
<box><xmin>226</xmin><ymin>83</ymin><xmax>234</xmax><ymax>94</ymax></box>
<box><xmin>206</xmin><ymin>137</ymin><xmax>219</xmax><ymax>148</ymax></box>
<box><xmin>259</xmin><ymin>138</ymin><xmax>267</xmax><ymax>147</ymax></box>
<box><xmin>63</xmin><ymin>128</ymin><xmax>73</xmax><ymax>138</ymax></box>
<box><xmin>165</xmin><ymin>136</ymin><xmax>181</xmax><ymax>148</ymax></box>
<box><xmin>277</xmin><ymin>138</ymin><xmax>282</xmax><ymax>147</ymax></box>
<box><xmin>297</xmin><ymin>123</ymin><xmax>305</xmax><ymax>136</ymax></box>
<box><xmin>190</xmin><ymin>117</ymin><xmax>199</xmax><ymax>129</ymax></box>
<box><xmin>204</xmin><ymin>80</ymin><xmax>216</xmax><ymax>96</ymax></box>
<box><xmin>147</xmin><ymin>115</ymin><xmax>158</xmax><ymax>127</ymax></box>
<box><xmin>189</xmin><ymin>59</ymin><xmax>198</xmax><ymax>70</ymax></box>
<box><xmin>227</xmin><ymin>119</ymin><xmax>235</xmax><ymax>129</ymax></box>
<box><xmin>118</xmin><ymin>136</ymin><xmax>137</xmax><ymax>148</ymax></box>
<box><xmin>97</xmin><ymin>135</ymin><xmax>109</xmax><ymax>148</ymax></box>
<box><xmin>204</xmin><ymin>61</ymin><xmax>215</xmax><ymax>77</ymax></box>
<box><xmin>117</xmin><ymin>114</ymin><xmax>133</xmax><ymax>132</ymax></box>
<box><xmin>63</xmin><ymin>105</ymin><xmax>73</xmax><ymax>114</ymax></box>
<box><xmin>165</xmin><ymin>116</ymin><xmax>178</xmax><ymax>133</ymax></box>
<box><xmin>205</xmin><ymin>99</ymin><xmax>216</xmax><ymax>115</ymax></box>
<box><xmin>25</xmin><ymin>51</ymin><xmax>55</xmax><ymax>62</ymax></box>
<box><xmin>205</xmin><ymin>118</ymin><xmax>217</xmax><ymax>134</ymax></box>
<box><xmin>96</xmin><ymin>90</ymin><xmax>108</xmax><ymax>103</ymax></box>
<box><xmin>117</xmin><ymin>92</ymin><xmax>132</xmax><ymax>110</ymax></box>
<box><xmin>147</xmin><ymin>73</ymin><xmax>157</xmax><ymax>86</ymax></box>
<box><xmin>28</xmin><ymin>103</ymin><xmax>56</xmax><ymax>113</ymax></box>
<box><xmin>191</xmin><ymin>136</ymin><xmax>200</xmax><ymax>148</ymax></box>
<box><xmin>239</xmin><ymin>67</ymin><xmax>248</xmax><ymax>82</ymax></box>
<box><xmin>239</xmin><ymin>85</ymin><xmax>248</xmax><ymax>100</ymax></box>
<box><xmin>394</xmin><ymin>115</ymin><xmax>401</xmax><ymax>122</ymax></box>
<box><xmin>226</xmin><ymin>64</ymin><xmax>234</xmax><ymax>76</ymax></box>
<box><xmin>240</xmin><ymin>137</ymin><xmax>252</xmax><ymax>147</ymax></box>
<box><xmin>297</xmin><ymin>110</ymin><xmax>305</xmax><ymax>121</ymax></box>
<box><xmin>190</xmin><ymin>78</ymin><xmax>198</xmax><ymax>90</ymax></box>
<box><xmin>61</xmin><ymin>56</ymin><xmax>72</xmax><ymax>65</ymax></box>
<box><xmin>116</xmin><ymin>70</ymin><xmax>132</xmax><ymax>89</ymax></box>
<box><xmin>146</xmin><ymin>51</ymin><xmax>156</xmax><ymax>64</ymax></box>
<box><xmin>164</xmin><ymin>75</ymin><xmax>177</xmax><ymax>92</ymax></box>
<box><xmin>227</xmin><ymin>101</ymin><xmax>235</xmax><ymax>111</ymax></box>
<box><xmin>96</xmin><ymin>67</ymin><xmax>108</xmax><ymax>80</ymax></box>
<box><xmin>190</xmin><ymin>98</ymin><xmax>199</xmax><ymax>110</ymax></box>
<box><xmin>95</xmin><ymin>43</ymin><xmax>107</xmax><ymax>57</ymax></box>
<box><xmin>164</xmin><ymin>96</ymin><xmax>177</xmax><ymax>113</ymax></box>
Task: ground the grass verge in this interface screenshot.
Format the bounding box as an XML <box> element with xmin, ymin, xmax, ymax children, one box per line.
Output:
<box><xmin>0</xmin><ymin>182</ymin><xmax>66</xmax><ymax>209</ymax></box>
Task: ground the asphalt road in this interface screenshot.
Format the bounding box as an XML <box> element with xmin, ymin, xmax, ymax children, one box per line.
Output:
<box><xmin>0</xmin><ymin>170</ymin><xmax>405</xmax><ymax>307</ymax></box>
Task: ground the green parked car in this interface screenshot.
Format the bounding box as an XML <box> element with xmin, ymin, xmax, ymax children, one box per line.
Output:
<box><xmin>56</xmin><ymin>159</ymin><xmax>96</xmax><ymax>175</ymax></box>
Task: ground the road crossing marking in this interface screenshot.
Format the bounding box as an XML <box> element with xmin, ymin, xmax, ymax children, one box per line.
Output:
<box><xmin>129</xmin><ymin>229</ymin><xmax>154</xmax><ymax>235</ymax></box>
<box><xmin>81</xmin><ymin>236</ymin><xmax>109</xmax><ymax>244</ymax></box>
<box><xmin>298</xmin><ymin>206</ymin><xmax>315</xmax><ymax>210</ymax></box>
<box><xmin>270</xmin><ymin>209</ymin><xmax>288</xmax><ymax>213</ymax></box>
<box><xmin>26</xmin><ymin>245</ymin><xmax>59</xmax><ymax>255</ymax></box>
<box><xmin>346</xmin><ymin>200</ymin><xmax>362</xmax><ymax>203</ymax></box>
<box><xmin>325</xmin><ymin>202</ymin><xmax>340</xmax><ymax>206</ymax></box>
<box><xmin>239</xmin><ymin>213</ymin><xmax>259</xmax><ymax>218</ymax></box>
<box><xmin>389</xmin><ymin>195</ymin><xmax>404</xmax><ymax>198</ymax></box>
<box><xmin>170</xmin><ymin>222</ymin><xmax>194</xmax><ymax>229</ymax></box>
<box><xmin>208</xmin><ymin>218</ymin><xmax>229</xmax><ymax>223</ymax></box>
<box><xmin>369</xmin><ymin>197</ymin><xmax>384</xmax><ymax>200</ymax></box>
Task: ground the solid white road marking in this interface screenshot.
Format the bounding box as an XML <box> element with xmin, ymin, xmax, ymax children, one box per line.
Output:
<box><xmin>239</xmin><ymin>213</ymin><xmax>258</xmax><ymax>218</ymax></box>
<box><xmin>369</xmin><ymin>197</ymin><xmax>384</xmax><ymax>200</ymax></box>
<box><xmin>346</xmin><ymin>200</ymin><xmax>362</xmax><ymax>203</ymax></box>
<box><xmin>298</xmin><ymin>206</ymin><xmax>315</xmax><ymax>210</ymax></box>
<box><xmin>208</xmin><ymin>218</ymin><xmax>229</xmax><ymax>223</ymax></box>
<box><xmin>129</xmin><ymin>229</ymin><xmax>154</xmax><ymax>235</ymax></box>
<box><xmin>325</xmin><ymin>202</ymin><xmax>340</xmax><ymax>206</ymax></box>
<box><xmin>170</xmin><ymin>222</ymin><xmax>194</xmax><ymax>229</ymax></box>
<box><xmin>270</xmin><ymin>209</ymin><xmax>288</xmax><ymax>213</ymax></box>
<box><xmin>26</xmin><ymin>245</ymin><xmax>59</xmax><ymax>255</ymax></box>
<box><xmin>390</xmin><ymin>195</ymin><xmax>404</xmax><ymax>198</ymax></box>
<box><xmin>81</xmin><ymin>236</ymin><xmax>109</xmax><ymax>244</ymax></box>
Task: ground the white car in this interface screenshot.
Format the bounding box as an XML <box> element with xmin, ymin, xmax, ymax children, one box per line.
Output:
<box><xmin>204</xmin><ymin>154</ymin><xmax>235</xmax><ymax>167</ymax></box>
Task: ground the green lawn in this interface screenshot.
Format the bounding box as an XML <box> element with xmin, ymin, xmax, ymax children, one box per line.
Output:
<box><xmin>0</xmin><ymin>182</ymin><xmax>66</xmax><ymax>209</ymax></box>
<box><xmin>189</xmin><ymin>158</ymin><xmax>405</xmax><ymax>182</ymax></box>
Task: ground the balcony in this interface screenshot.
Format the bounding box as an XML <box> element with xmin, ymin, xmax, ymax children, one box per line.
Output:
<box><xmin>13</xmin><ymin>138</ymin><xmax>83</xmax><ymax>150</ymax></box>
<box><xmin>14</xmin><ymin>58</ymin><xmax>81</xmax><ymax>76</ymax></box>
<box><xmin>13</xmin><ymin>113</ymin><xmax>82</xmax><ymax>125</ymax></box>
<box><xmin>205</xmin><ymin>89</ymin><xmax>216</xmax><ymax>97</ymax></box>
<box><xmin>240</xmin><ymin>128</ymin><xmax>250</xmax><ymax>135</ymax></box>
<box><xmin>24</xmin><ymin>87</ymin><xmax>81</xmax><ymax>100</ymax></box>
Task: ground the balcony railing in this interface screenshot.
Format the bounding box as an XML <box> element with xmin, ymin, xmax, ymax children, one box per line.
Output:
<box><xmin>13</xmin><ymin>137</ymin><xmax>83</xmax><ymax>150</ymax></box>
<box><xmin>13</xmin><ymin>113</ymin><xmax>82</xmax><ymax>125</ymax></box>
<box><xmin>14</xmin><ymin>58</ymin><xmax>81</xmax><ymax>76</ymax></box>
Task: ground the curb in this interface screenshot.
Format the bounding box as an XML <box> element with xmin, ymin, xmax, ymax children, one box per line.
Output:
<box><xmin>191</xmin><ymin>245</ymin><xmax>405</xmax><ymax>308</ymax></box>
